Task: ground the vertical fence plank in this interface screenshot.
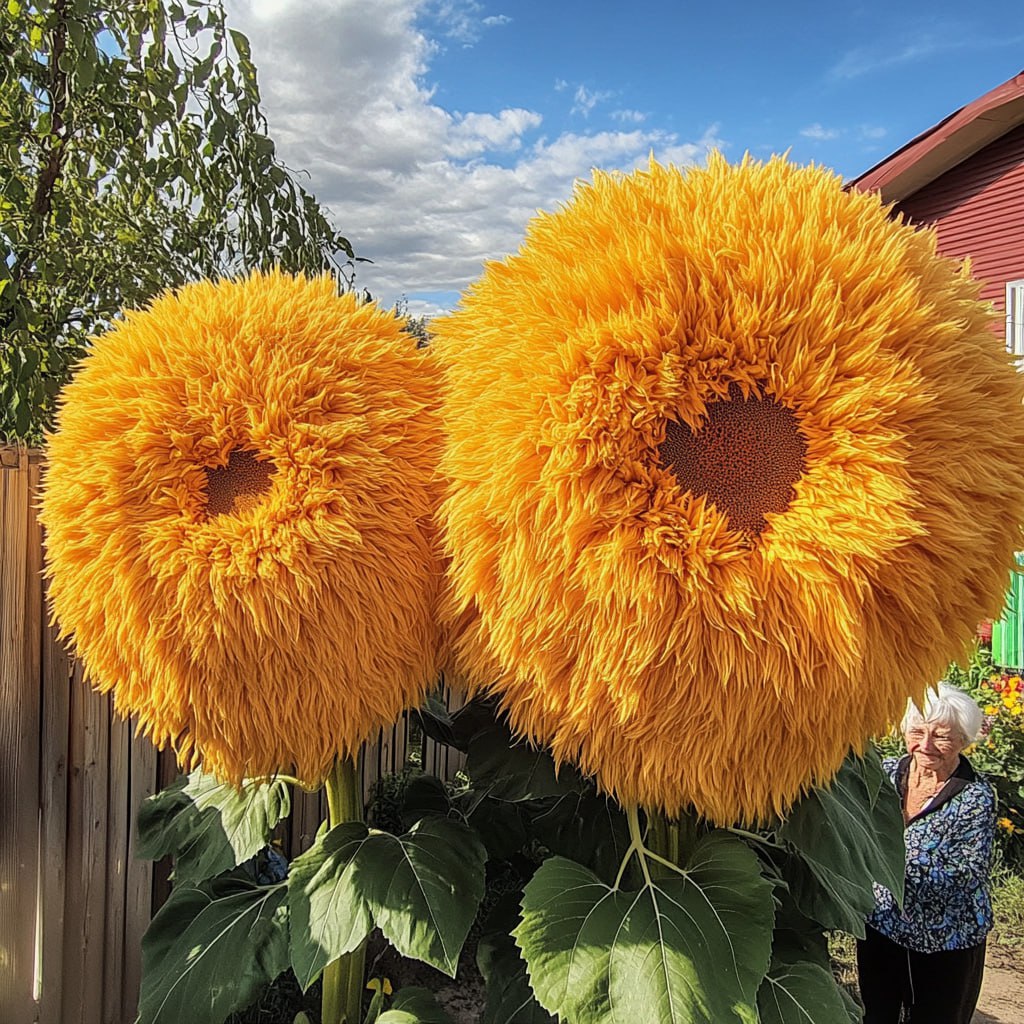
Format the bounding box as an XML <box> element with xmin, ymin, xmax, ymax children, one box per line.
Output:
<box><xmin>424</xmin><ymin>681</ymin><xmax>457</xmax><ymax>781</ymax></box>
<box><xmin>361</xmin><ymin>731</ymin><xmax>381</xmax><ymax>808</ymax></box>
<box><xmin>288</xmin><ymin>789</ymin><xmax>311</xmax><ymax>858</ymax></box>
<box><xmin>25</xmin><ymin>454</ymin><xmax>45</xmax><ymax>1019</ymax></box>
<box><xmin>150</xmin><ymin>750</ymin><xmax>180</xmax><ymax>914</ymax></box>
<box><xmin>289</xmin><ymin>785</ymin><xmax>327</xmax><ymax>857</ymax></box>
<box><xmin>123</xmin><ymin>722</ymin><xmax>157</xmax><ymax>1023</ymax></box>
<box><xmin>390</xmin><ymin>714</ymin><xmax>409</xmax><ymax>776</ymax></box>
<box><xmin>445</xmin><ymin>687</ymin><xmax>468</xmax><ymax>777</ymax></box>
<box><xmin>425</xmin><ymin>705</ymin><xmax>441</xmax><ymax>779</ymax></box>
<box><xmin>102</xmin><ymin>714</ymin><xmax>130</xmax><ymax>1024</ymax></box>
<box><xmin>0</xmin><ymin>448</ymin><xmax>41</xmax><ymax>1024</ymax></box>
<box><xmin>38</xmin><ymin>614</ymin><xmax>72</xmax><ymax>1024</ymax></box>
<box><xmin>62</xmin><ymin>671</ymin><xmax>111</xmax><ymax>1024</ymax></box>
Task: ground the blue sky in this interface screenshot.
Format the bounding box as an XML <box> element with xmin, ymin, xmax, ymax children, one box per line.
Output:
<box><xmin>230</xmin><ymin>0</ymin><xmax>1024</xmax><ymax>316</ymax></box>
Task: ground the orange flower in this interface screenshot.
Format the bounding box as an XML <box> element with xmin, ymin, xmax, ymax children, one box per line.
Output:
<box><xmin>435</xmin><ymin>155</ymin><xmax>1024</xmax><ymax>823</ymax></box>
<box><xmin>41</xmin><ymin>271</ymin><xmax>444</xmax><ymax>784</ymax></box>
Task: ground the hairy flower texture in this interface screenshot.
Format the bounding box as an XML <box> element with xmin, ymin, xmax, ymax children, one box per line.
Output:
<box><xmin>41</xmin><ymin>271</ymin><xmax>443</xmax><ymax>784</ymax></box>
<box><xmin>435</xmin><ymin>154</ymin><xmax>1024</xmax><ymax>823</ymax></box>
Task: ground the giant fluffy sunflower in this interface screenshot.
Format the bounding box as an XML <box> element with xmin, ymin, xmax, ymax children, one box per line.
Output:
<box><xmin>435</xmin><ymin>154</ymin><xmax>1024</xmax><ymax>823</ymax></box>
<box><xmin>41</xmin><ymin>271</ymin><xmax>443</xmax><ymax>784</ymax></box>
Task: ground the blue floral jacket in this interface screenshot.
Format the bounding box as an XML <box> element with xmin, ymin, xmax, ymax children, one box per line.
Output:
<box><xmin>866</xmin><ymin>755</ymin><xmax>995</xmax><ymax>953</ymax></box>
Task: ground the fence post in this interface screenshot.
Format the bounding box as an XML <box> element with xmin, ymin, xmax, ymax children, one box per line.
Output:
<box><xmin>0</xmin><ymin>447</ymin><xmax>43</xmax><ymax>1024</ymax></box>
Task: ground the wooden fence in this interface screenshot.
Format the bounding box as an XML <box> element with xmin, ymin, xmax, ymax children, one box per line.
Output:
<box><xmin>0</xmin><ymin>446</ymin><xmax>464</xmax><ymax>1024</ymax></box>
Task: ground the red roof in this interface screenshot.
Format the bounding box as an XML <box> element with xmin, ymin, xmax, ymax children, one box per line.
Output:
<box><xmin>848</xmin><ymin>70</ymin><xmax>1024</xmax><ymax>201</ymax></box>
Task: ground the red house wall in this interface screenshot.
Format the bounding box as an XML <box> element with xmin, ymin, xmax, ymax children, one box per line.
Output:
<box><xmin>894</xmin><ymin>121</ymin><xmax>1024</xmax><ymax>324</ymax></box>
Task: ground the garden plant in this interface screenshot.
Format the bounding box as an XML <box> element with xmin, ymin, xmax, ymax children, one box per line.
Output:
<box><xmin>882</xmin><ymin>644</ymin><xmax>1024</xmax><ymax>870</ymax></box>
<box><xmin>39</xmin><ymin>157</ymin><xmax>1024</xmax><ymax>1024</ymax></box>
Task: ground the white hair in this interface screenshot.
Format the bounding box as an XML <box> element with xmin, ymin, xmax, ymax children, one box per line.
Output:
<box><xmin>901</xmin><ymin>682</ymin><xmax>983</xmax><ymax>743</ymax></box>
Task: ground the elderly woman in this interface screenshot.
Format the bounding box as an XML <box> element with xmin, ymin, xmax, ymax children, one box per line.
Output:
<box><xmin>857</xmin><ymin>682</ymin><xmax>996</xmax><ymax>1024</ymax></box>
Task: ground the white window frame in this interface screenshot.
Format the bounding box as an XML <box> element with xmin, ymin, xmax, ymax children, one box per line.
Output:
<box><xmin>1007</xmin><ymin>279</ymin><xmax>1024</xmax><ymax>362</ymax></box>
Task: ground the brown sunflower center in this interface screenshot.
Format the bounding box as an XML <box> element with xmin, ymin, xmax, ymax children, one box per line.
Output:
<box><xmin>203</xmin><ymin>449</ymin><xmax>275</xmax><ymax>518</ymax></box>
<box><xmin>658</xmin><ymin>388</ymin><xmax>807</xmax><ymax>536</ymax></box>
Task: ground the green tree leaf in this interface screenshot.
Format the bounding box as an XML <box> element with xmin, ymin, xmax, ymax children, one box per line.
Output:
<box><xmin>136</xmin><ymin>769</ymin><xmax>290</xmax><ymax>884</ymax></box>
<box><xmin>1</xmin><ymin>1</ymin><xmax>354</xmax><ymax>441</ymax></box>
<box><xmin>778</xmin><ymin>750</ymin><xmax>905</xmax><ymax>935</ymax></box>
<box><xmin>288</xmin><ymin>816</ymin><xmax>486</xmax><ymax>988</ymax></box>
<box><xmin>515</xmin><ymin>832</ymin><xmax>775</xmax><ymax>1024</ymax></box>
<box><xmin>377</xmin><ymin>986</ymin><xmax>455</xmax><ymax>1024</ymax></box>
<box><xmin>137</xmin><ymin>874</ymin><xmax>288</xmax><ymax>1024</ymax></box>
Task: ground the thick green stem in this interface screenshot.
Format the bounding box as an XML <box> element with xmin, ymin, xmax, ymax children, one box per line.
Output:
<box><xmin>321</xmin><ymin>757</ymin><xmax>365</xmax><ymax>1024</ymax></box>
<box><xmin>626</xmin><ymin>806</ymin><xmax>653</xmax><ymax>887</ymax></box>
<box><xmin>614</xmin><ymin>806</ymin><xmax>690</xmax><ymax>891</ymax></box>
<box><xmin>646</xmin><ymin>810</ymin><xmax>682</xmax><ymax>872</ymax></box>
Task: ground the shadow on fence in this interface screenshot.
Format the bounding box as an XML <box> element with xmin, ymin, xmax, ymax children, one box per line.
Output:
<box><xmin>0</xmin><ymin>445</ymin><xmax>464</xmax><ymax>1024</ymax></box>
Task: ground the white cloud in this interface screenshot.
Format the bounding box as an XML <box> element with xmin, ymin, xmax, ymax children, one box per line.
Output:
<box><xmin>446</xmin><ymin>108</ymin><xmax>543</xmax><ymax>158</ymax></box>
<box><xmin>828</xmin><ymin>26</ymin><xmax>1024</xmax><ymax>82</ymax></box>
<box><xmin>570</xmin><ymin>84</ymin><xmax>615</xmax><ymax>117</ymax></box>
<box><xmin>800</xmin><ymin>123</ymin><xmax>840</xmax><ymax>141</ymax></box>
<box><xmin>227</xmin><ymin>0</ymin><xmax>721</xmax><ymax>309</ymax></box>
<box><xmin>427</xmin><ymin>0</ymin><xmax>510</xmax><ymax>45</ymax></box>
<box><xmin>611</xmin><ymin>108</ymin><xmax>647</xmax><ymax>124</ymax></box>
<box><xmin>829</xmin><ymin>40</ymin><xmax>939</xmax><ymax>81</ymax></box>
<box><xmin>858</xmin><ymin>125</ymin><xmax>888</xmax><ymax>141</ymax></box>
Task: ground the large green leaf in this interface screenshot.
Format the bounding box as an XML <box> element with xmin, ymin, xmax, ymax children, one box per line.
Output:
<box><xmin>414</xmin><ymin>692</ymin><xmax>460</xmax><ymax>748</ymax></box>
<box><xmin>778</xmin><ymin>750</ymin><xmax>904</xmax><ymax>936</ymax></box>
<box><xmin>413</xmin><ymin>692</ymin><xmax>504</xmax><ymax>752</ymax></box>
<box><xmin>756</xmin><ymin>931</ymin><xmax>860</xmax><ymax>1024</ymax></box>
<box><xmin>529</xmin><ymin>789</ymin><xmax>631</xmax><ymax>885</ymax></box>
<box><xmin>466</xmin><ymin>722</ymin><xmax>585</xmax><ymax>801</ymax></box>
<box><xmin>377</xmin><ymin>986</ymin><xmax>454</xmax><ymax>1023</ymax></box>
<box><xmin>288</xmin><ymin>816</ymin><xmax>486</xmax><ymax>987</ymax></box>
<box><xmin>136</xmin><ymin>770</ymin><xmax>291</xmax><ymax>884</ymax></box>
<box><xmin>457</xmin><ymin>791</ymin><xmax>528</xmax><ymax>860</ymax></box>
<box><xmin>515</xmin><ymin>832</ymin><xmax>774</xmax><ymax>1024</ymax></box>
<box><xmin>286</xmin><ymin>822</ymin><xmax>375</xmax><ymax>990</ymax></box>
<box><xmin>137</xmin><ymin>874</ymin><xmax>288</xmax><ymax>1024</ymax></box>
<box><xmin>477</xmin><ymin>925</ymin><xmax>556</xmax><ymax>1024</ymax></box>
<box><xmin>399</xmin><ymin>773</ymin><xmax>452</xmax><ymax>830</ymax></box>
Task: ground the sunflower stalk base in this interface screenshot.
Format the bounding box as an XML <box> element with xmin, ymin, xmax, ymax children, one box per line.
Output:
<box><xmin>322</xmin><ymin>756</ymin><xmax>366</xmax><ymax>1024</ymax></box>
<box><xmin>615</xmin><ymin>805</ymin><xmax>688</xmax><ymax>889</ymax></box>
<box><xmin>645</xmin><ymin>810</ymin><xmax>685</xmax><ymax>870</ymax></box>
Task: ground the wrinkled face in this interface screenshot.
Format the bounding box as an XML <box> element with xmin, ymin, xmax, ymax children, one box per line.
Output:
<box><xmin>904</xmin><ymin>719</ymin><xmax>965</xmax><ymax>777</ymax></box>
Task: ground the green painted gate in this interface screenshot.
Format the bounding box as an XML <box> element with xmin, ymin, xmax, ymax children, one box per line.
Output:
<box><xmin>991</xmin><ymin>553</ymin><xmax>1024</xmax><ymax>670</ymax></box>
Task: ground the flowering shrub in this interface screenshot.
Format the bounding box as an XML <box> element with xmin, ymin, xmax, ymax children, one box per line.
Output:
<box><xmin>947</xmin><ymin>648</ymin><xmax>1024</xmax><ymax>867</ymax></box>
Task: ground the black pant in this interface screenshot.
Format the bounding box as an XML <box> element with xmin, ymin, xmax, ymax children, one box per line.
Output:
<box><xmin>856</xmin><ymin>925</ymin><xmax>986</xmax><ymax>1024</ymax></box>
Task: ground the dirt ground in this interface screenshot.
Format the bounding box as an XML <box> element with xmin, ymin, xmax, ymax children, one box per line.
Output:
<box><xmin>973</xmin><ymin>947</ymin><xmax>1024</xmax><ymax>1024</ymax></box>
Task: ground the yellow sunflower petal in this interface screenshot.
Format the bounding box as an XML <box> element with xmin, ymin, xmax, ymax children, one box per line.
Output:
<box><xmin>435</xmin><ymin>154</ymin><xmax>1024</xmax><ymax>824</ymax></box>
<box><xmin>41</xmin><ymin>270</ymin><xmax>443</xmax><ymax>785</ymax></box>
